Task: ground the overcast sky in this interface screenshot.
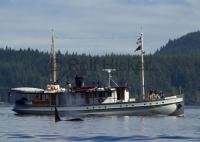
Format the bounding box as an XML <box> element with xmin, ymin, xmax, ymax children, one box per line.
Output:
<box><xmin>0</xmin><ymin>0</ymin><xmax>200</xmax><ymax>55</ymax></box>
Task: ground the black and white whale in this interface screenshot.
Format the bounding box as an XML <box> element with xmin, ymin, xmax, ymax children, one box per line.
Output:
<box><xmin>54</xmin><ymin>107</ymin><xmax>83</xmax><ymax>122</ymax></box>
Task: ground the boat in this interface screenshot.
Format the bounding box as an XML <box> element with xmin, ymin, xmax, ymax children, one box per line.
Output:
<box><xmin>11</xmin><ymin>31</ymin><xmax>184</xmax><ymax>116</ymax></box>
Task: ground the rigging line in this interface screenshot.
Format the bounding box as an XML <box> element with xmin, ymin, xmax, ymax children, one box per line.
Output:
<box><xmin>110</xmin><ymin>78</ymin><xmax>119</xmax><ymax>87</ymax></box>
<box><xmin>55</xmin><ymin>35</ymin><xmax>134</xmax><ymax>40</ymax></box>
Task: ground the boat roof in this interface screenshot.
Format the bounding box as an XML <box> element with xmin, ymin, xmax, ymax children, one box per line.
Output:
<box><xmin>11</xmin><ymin>87</ymin><xmax>44</xmax><ymax>94</ymax></box>
<box><xmin>71</xmin><ymin>86</ymin><xmax>97</xmax><ymax>93</ymax></box>
<box><xmin>70</xmin><ymin>86</ymin><xmax>127</xmax><ymax>93</ymax></box>
<box><xmin>11</xmin><ymin>87</ymin><xmax>64</xmax><ymax>95</ymax></box>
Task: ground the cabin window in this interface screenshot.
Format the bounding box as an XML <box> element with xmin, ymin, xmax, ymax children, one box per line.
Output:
<box><xmin>102</xmin><ymin>92</ymin><xmax>105</xmax><ymax>97</ymax></box>
<box><xmin>103</xmin><ymin>92</ymin><xmax>111</xmax><ymax>97</ymax></box>
<box><xmin>39</xmin><ymin>94</ymin><xmax>43</xmax><ymax>100</ymax></box>
<box><xmin>107</xmin><ymin>92</ymin><xmax>111</xmax><ymax>97</ymax></box>
<box><xmin>95</xmin><ymin>91</ymin><xmax>111</xmax><ymax>98</ymax></box>
<box><xmin>73</xmin><ymin>94</ymin><xmax>76</xmax><ymax>105</ymax></box>
<box><xmin>99</xmin><ymin>93</ymin><xmax>103</xmax><ymax>98</ymax></box>
<box><xmin>50</xmin><ymin>95</ymin><xmax>56</xmax><ymax>105</ymax></box>
<box><xmin>85</xmin><ymin>95</ymin><xmax>90</xmax><ymax>105</ymax></box>
<box><xmin>45</xmin><ymin>94</ymin><xmax>48</xmax><ymax>100</ymax></box>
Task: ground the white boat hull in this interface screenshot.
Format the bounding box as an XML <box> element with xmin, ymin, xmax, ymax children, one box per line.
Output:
<box><xmin>13</xmin><ymin>95</ymin><xmax>184</xmax><ymax>116</ymax></box>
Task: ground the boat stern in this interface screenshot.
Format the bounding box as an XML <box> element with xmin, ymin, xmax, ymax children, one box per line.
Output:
<box><xmin>170</xmin><ymin>94</ymin><xmax>184</xmax><ymax>116</ymax></box>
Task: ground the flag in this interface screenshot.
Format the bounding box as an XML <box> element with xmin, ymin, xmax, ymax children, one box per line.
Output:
<box><xmin>135</xmin><ymin>35</ymin><xmax>142</xmax><ymax>52</ymax></box>
<box><xmin>136</xmin><ymin>36</ymin><xmax>142</xmax><ymax>45</ymax></box>
<box><xmin>135</xmin><ymin>45</ymin><xmax>142</xmax><ymax>52</ymax></box>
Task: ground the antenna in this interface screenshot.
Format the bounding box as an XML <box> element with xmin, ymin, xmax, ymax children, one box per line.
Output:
<box><xmin>103</xmin><ymin>69</ymin><xmax>118</xmax><ymax>87</ymax></box>
<box><xmin>179</xmin><ymin>86</ymin><xmax>182</xmax><ymax>95</ymax></box>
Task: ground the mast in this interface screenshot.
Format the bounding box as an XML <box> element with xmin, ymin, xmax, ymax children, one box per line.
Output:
<box><xmin>51</xmin><ymin>29</ymin><xmax>57</xmax><ymax>83</ymax></box>
<box><xmin>135</xmin><ymin>33</ymin><xmax>145</xmax><ymax>101</ymax></box>
<box><xmin>140</xmin><ymin>33</ymin><xmax>145</xmax><ymax>100</ymax></box>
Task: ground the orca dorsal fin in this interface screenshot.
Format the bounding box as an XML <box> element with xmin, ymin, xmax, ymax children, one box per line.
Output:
<box><xmin>55</xmin><ymin>107</ymin><xmax>61</xmax><ymax>122</ymax></box>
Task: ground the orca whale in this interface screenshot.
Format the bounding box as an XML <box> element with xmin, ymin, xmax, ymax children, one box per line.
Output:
<box><xmin>54</xmin><ymin>107</ymin><xmax>83</xmax><ymax>122</ymax></box>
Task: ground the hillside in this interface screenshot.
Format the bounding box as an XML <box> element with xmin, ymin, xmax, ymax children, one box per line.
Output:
<box><xmin>156</xmin><ymin>31</ymin><xmax>200</xmax><ymax>55</ymax></box>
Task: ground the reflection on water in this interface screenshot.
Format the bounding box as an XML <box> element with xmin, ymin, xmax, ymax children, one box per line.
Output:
<box><xmin>0</xmin><ymin>106</ymin><xmax>200</xmax><ymax>142</ymax></box>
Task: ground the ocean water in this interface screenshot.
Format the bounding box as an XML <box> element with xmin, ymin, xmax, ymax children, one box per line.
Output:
<box><xmin>0</xmin><ymin>106</ymin><xmax>200</xmax><ymax>142</ymax></box>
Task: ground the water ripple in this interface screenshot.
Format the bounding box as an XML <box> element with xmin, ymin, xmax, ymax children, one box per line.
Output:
<box><xmin>62</xmin><ymin>135</ymin><xmax>200</xmax><ymax>141</ymax></box>
<box><xmin>7</xmin><ymin>133</ymin><xmax>35</xmax><ymax>139</ymax></box>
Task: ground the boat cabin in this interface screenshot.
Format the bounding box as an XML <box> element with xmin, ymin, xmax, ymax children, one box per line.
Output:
<box><xmin>11</xmin><ymin>75</ymin><xmax>135</xmax><ymax>107</ymax></box>
<box><xmin>62</xmin><ymin>75</ymin><xmax>132</xmax><ymax>106</ymax></box>
<box><xmin>65</xmin><ymin>85</ymin><xmax>131</xmax><ymax>106</ymax></box>
<box><xmin>12</xmin><ymin>84</ymin><xmax>133</xmax><ymax>107</ymax></box>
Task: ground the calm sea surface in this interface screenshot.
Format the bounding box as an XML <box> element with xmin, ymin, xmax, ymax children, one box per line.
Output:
<box><xmin>0</xmin><ymin>106</ymin><xmax>200</xmax><ymax>142</ymax></box>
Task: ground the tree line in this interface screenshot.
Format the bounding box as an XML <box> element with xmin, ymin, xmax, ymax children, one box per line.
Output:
<box><xmin>0</xmin><ymin>46</ymin><xmax>200</xmax><ymax>105</ymax></box>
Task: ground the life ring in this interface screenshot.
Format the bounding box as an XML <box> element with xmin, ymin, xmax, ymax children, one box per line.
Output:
<box><xmin>98</xmin><ymin>98</ymin><xmax>104</xmax><ymax>103</ymax></box>
<box><xmin>177</xmin><ymin>104</ymin><xmax>182</xmax><ymax>110</ymax></box>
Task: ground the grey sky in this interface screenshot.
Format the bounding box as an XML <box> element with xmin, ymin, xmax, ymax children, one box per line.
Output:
<box><xmin>0</xmin><ymin>0</ymin><xmax>199</xmax><ymax>55</ymax></box>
